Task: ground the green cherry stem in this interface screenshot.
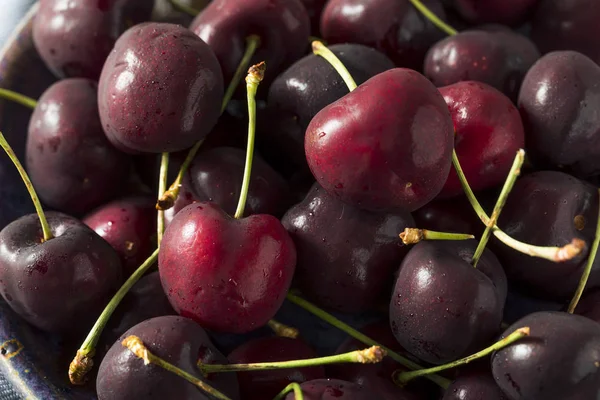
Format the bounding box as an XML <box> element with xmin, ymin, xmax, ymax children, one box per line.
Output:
<box><xmin>157</xmin><ymin>152</ymin><xmax>169</xmax><ymax>246</ymax></box>
<box><xmin>68</xmin><ymin>248</ymin><xmax>159</xmax><ymax>385</ymax></box>
<box><xmin>407</xmin><ymin>0</ymin><xmax>458</xmax><ymax>36</ymax></box>
<box><xmin>285</xmin><ymin>292</ymin><xmax>451</xmax><ymax>389</ymax></box>
<box><xmin>400</xmin><ymin>228</ymin><xmax>474</xmax><ymax>245</ymax></box>
<box><xmin>312</xmin><ymin>41</ymin><xmax>357</xmax><ymax>91</ymax></box>
<box><xmin>471</xmin><ymin>149</ymin><xmax>525</xmax><ymax>267</ymax></box>
<box><xmin>452</xmin><ymin>150</ymin><xmax>585</xmax><ymax>263</ymax></box>
<box><xmin>0</xmin><ymin>131</ymin><xmax>52</xmax><ymax>242</ymax></box>
<box><xmin>568</xmin><ymin>188</ymin><xmax>600</xmax><ymax>313</ymax></box>
<box><xmin>156</xmin><ymin>35</ymin><xmax>262</xmax><ymax>211</ymax></box>
<box><xmin>393</xmin><ymin>327</ymin><xmax>530</xmax><ymax>386</ymax></box>
<box><xmin>122</xmin><ymin>336</ymin><xmax>232</xmax><ymax>400</ymax></box>
<box><xmin>233</xmin><ymin>61</ymin><xmax>266</xmax><ymax>219</ymax></box>
<box><xmin>198</xmin><ymin>346</ymin><xmax>386</xmax><ymax>375</ymax></box>
<box><xmin>0</xmin><ymin>88</ymin><xmax>37</xmax><ymax>109</ymax></box>
<box><xmin>267</xmin><ymin>319</ymin><xmax>299</xmax><ymax>339</ymax></box>
<box><xmin>274</xmin><ymin>382</ymin><xmax>304</xmax><ymax>400</ymax></box>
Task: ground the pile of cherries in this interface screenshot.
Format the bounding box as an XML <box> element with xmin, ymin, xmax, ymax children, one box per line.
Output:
<box><xmin>1</xmin><ymin>0</ymin><xmax>600</xmax><ymax>399</ymax></box>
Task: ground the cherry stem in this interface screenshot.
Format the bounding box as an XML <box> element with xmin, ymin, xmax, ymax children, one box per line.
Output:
<box><xmin>267</xmin><ymin>319</ymin><xmax>299</xmax><ymax>339</ymax></box>
<box><xmin>393</xmin><ymin>327</ymin><xmax>530</xmax><ymax>386</ymax></box>
<box><xmin>233</xmin><ymin>61</ymin><xmax>266</xmax><ymax>219</ymax></box>
<box><xmin>198</xmin><ymin>345</ymin><xmax>386</xmax><ymax>375</ymax></box>
<box><xmin>0</xmin><ymin>88</ymin><xmax>37</xmax><ymax>109</ymax></box>
<box><xmin>68</xmin><ymin>248</ymin><xmax>159</xmax><ymax>385</ymax></box>
<box><xmin>122</xmin><ymin>335</ymin><xmax>232</xmax><ymax>400</ymax></box>
<box><xmin>568</xmin><ymin>188</ymin><xmax>600</xmax><ymax>313</ymax></box>
<box><xmin>471</xmin><ymin>149</ymin><xmax>525</xmax><ymax>267</ymax></box>
<box><xmin>407</xmin><ymin>0</ymin><xmax>458</xmax><ymax>36</ymax></box>
<box><xmin>312</xmin><ymin>41</ymin><xmax>357</xmax><ymax>91</ymax></box>
<box><xmin>273</xmin><ymin>382</ymin><xmax>304</xmax><ymax>400</ymax></box>
<box><xmin>400</xmin><ymin>228</ymin><xmax>474</xmax><ymax>245</ymax></box>
<box><xmin>156</xmin><ymin>35</ymin><xmax>261</xmax><ymax>212</ymax></box>
<box><xmin>0</xmin><ymin>130</ymin><xmax>52</xmax><ymax>242</ymax></box>
<box><xmin>157</xmin><ymin>152</ymin><xmax>169</xmax><ymax>246</ymax></box>
<box><xmin>452</xmin><ymin>149</ymin><xmax>585</xmax><ymax>263</ymax></box>
<box><xmin>285</xmin><ymin>292</ymin><xmax>451</xmax><ymax>389</ymax></box>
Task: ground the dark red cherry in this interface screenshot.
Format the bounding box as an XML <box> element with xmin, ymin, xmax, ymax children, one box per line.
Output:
<box><xmin>424</xmin><ymin>29</ymin><xmax>540</xmax><ymax>102</ymax></box>
<box><xmin>190</xmin><ymin>0</ymin><xmax>310</xmax><ymax>86</ymax></box>
<box><xmin>390</xmin><ymin>240</ymin><xmax>507</xmax><ymax>364</ymax></box>
<box><xmin>33</xmin><ymin>0</ymin><xmax>154</xmax><ymax>79</ymax></box>
<box><xmin>492</xmin><ymin>312</ymin><xmax>600</xmax><ymax>400</ymax></box>
<box><xmin>261</xmin><ymin>43</ymin><xmax>393</xmax><ymax>175</ymax></box>
<box><xmin>305</xmin><ymin>68</ymin><xmax>454</xmax><ymax>213</ymax></box>
<box><xmin>320</xmin><ymin>0</ymin><xmax>447</xmax><ymax>71</ymax></box>
<box><xmin>83</xmin><ymin>196</ymin><xmax>156</xmax><ymax>276</ymax></box>
<box><xmin>438</xmin><ymin>81</ymin><xmax>525</xmax><ymax>197</ymax></box>
<box><xmin>451</xmin><ymin>0</ymin><xmax>538</xmax><ymax>26</ymax></box>
<box><xmin>227</xmin><ymin>336</ymin><xmax>325</xmax><ymax>400</ymax></box>
<box><xmin>98</xmin><ymin>22</ymin><xmax>224</xmax><ymax>153</ymax></box>
<box><xmin>96</xmin><ymin>315</ymin><xmax>240</xmax><ymax>400</ymax></box>
<box><xmin>25</xmin><ymin>78</ymin><xmax>130</xmax><ymax>215</ymax></box>
<box><xmin>518</xmin><ymin>51</ymin><xmax>600</xmax><ymax>178</ymax></box>
<box><xmin>495</xmin><ymin>171</ymin><xmax>599</xmax><ymax>299</ymax></box>
<box><xmin>413</xmin><ymin>196</ymin><xmax>484</xmax><ymax>237</ymax></box>
<box><xmin>0</xmin><ymin>212</ymin><xmax>122</xmax><ymax>333</ymax></box>
<box><xmin>442</xmin><ymin>371</ymin><xmax>508</xmax><ymax>400</ymax></box>
<box><xmin>159</xmin><ymin>202</ymin><xmax>296</xmax><ymax>333</ymax></box>
<box><xmin>532</xmin><ymin>0</ymin><xmax>600</xmax><ymax>65</ymax></box>
<box><xmin>282</xmin><ymin>183</ymin><xmax>413</xmax><ymax>313</ymax></box>
<box><xmin>285</xmin><ymin>379</ymin><xmax>383</xmax><ymax>399</ymax></box>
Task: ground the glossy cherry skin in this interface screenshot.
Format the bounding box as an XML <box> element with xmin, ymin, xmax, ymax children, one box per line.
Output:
<box><xmin>282</xmin><ymin>183</ymin><xmax>413</xmax><ymax>313</ymax></box>
<box><xmin>575</xmin><ymin>289</ymin><xmax>600</xmax><ymax>324</ymax></box>
<box><xmin>26</xmin><ymin>78</ymin><xmax>130</xmax><ymax>215</ymax></box>
<box><xmin>443</xmin><ymin>371</ymin><xmax>508</xmax><ymax>400</ymax></box>
<box><xmin>518</xmin><ymin>51</ymin><xmax>600</xmax><ymax>178</ymax></box>
<box><xmin>159</xmin><ymin>202</ymin><xmax>296</xmax><ymax>333</ymax></box>
<box><xmin>495</xmin><ymin>171</ymin><xmax>600</xmax><ymax>299</ymax></box>
<box><xmin>425</xmin><ymin>30</ymin><xmax>540</xmax><ymax>102</ymax></box>
<box><xmin>532</xmin><ymin>0</ymin><xmax>600</xmax><ymax>65</ymax></box>
<box><xmin>227</xmin><ymin>336</ymin><xmax>325</xmax><ymax>400</ymax></box>
<box><xmin>83</xmin><ymin>196</ymin><xmax>156</xmax><ymax>276</ymax></box>
<box><xmin>190</xmin><ymin>0</ymin><xmax>310</xmax><ymax>86</ymax></box>
<box><xmin>0</xmin><ymin>212</ymin><xmax>122</xmax><ymax>333</ymax></box>
<box><xmin>439</xmin><ymin>81</ymin><xmax>525</xmax><ymax>197</ymax></box>
<box><xmin>285</xmin><ymin>379</ymin><xmax>383</xmax><ymax>400</ymax></box>
<box><xmin>492</xmin><ymin>312</ymin><xmax>600</xmax><ymax>400</ymax></box>
<box><xmin>305</xmin><ymin>68</ymin><xmax>454</xmax><ymax>213</ymax></box>
<box><xmin>33</xmin><ymin>0</ymin><xmax>154</xmax><ymax>79</ymax></box>
<box><xmin>451</xmin><ymin>0</ymin><xmax>538</xmax><ymax>26</ymax></box>
<box><xmin>262</xmin><ymin>44</ymin><xmax>394</xmax><ymax>175</ymax></box>
<box><xmin>96</xmin><ymin>316</ymin><xmax>240</xmax><ymax>400</ymax></box>
<box><xmin>98</xmin><ymin>22</ymin><xmax>224</xmax><ymax>153</ymax></box>
<box><xmin>390</xmin><ymin>240</ymin><xmax>507</xmax><ymax>364</ymax></box>
<box><xmin>321</xmin><ymin>0</ymin><xmax>447</xmax><ymax>71</ymax></box>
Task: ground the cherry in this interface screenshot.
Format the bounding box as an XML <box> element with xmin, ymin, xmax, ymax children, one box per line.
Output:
<box><xmin>413</xmin><ymin>196</ymin><xmax>484</xmax><ymax>237</ymax></box>
<box><xmin>390</xmin><ymin>240</ymin><xmax>507</xmax><ymax>364</ymax></box>
<box><xmin>451</xmin><ymin>0</ymin><xmax>539</xmax><ymax>26</ymax></box>
<box><xmin>442</xmin><ymin>370</ymin><xmax>508</xmax><ymax>400</ymax></box>
<box><xmin>518</xmin><ymin>51</ymin><xmax>600</xmax><ymax>178</ymax></box>
<box><xmin>282</xmin><ymin>183</ymin><xmax>414</xmax><ymax>313</ymax></box>
<box><xmin>320</xmin><ymin>0</ymin><xmax>447</xmax><ymax>71</ymax></box>
<box><xmin>491</xmin><ymin>311</ymin><xmax>600</xmax><ymax>400</ymax></box>
<box><xmin>96</xmin><ymin>315</ymin><xmax>240</xmax><ymax>399</ymax></box>
<box><xmin>84</xmin><ymin>196</ymin><xmax>156</xmax><ymax>276</ymax></box>
<box><xmin>261</xmin><ymin>43</ymin><xmax>394</xmax><ymax>175</ymax></box>
<box><xmin>98</xmin><ymin>22</ymin><xmax>224</xmax><ymax>153</ymax></box>
<box><xmin>190</xmin><ymin>0</ymin><xmax>310</xmax><ymax>86</ymax></box>
<box><xmin>305</xmin><ymin>68</ymin><xmax>454</xmax><ymax>213</ymax></box>
<box><xmin>424</xmin><ymin>29</ymin><xmax>540</xmax><ymax>102</ymax></box>
<box><xmin>33</xmin><ymin>0</ymin><xmax>154</xmax><ymax>80</ymax></box>
<box><xmin>159</xmin><ymin>202</ymin><xmax>297</xmax><ymax>333</ymax></box>
<box><xmin>575</xmin><ymin>289</ymin><xmax>600</xmax><ymax>324</ymax></box>
<box><xmin>0</xmin><ymin>212</ymin><xmax>122</xmax><ymax>333</ymax></box>
<box><xmin>494</xmin><ymin>171</ymin><xmax>600</xmax><ymax>299</ymax></box>
<box><xmin>438</xmin><ymin>81</ymin><xmax>525</xmax><ymax>197</ymax></box>
<box><xmin>531</xmin><ymin>0</ymin><xmax>600</xmax><ymax>65</ymax></box>
<box><xmin>284</xmin><ymin>378</ymin><xmax>382</xmax><ymax>399</ymax></box>
<box><xmin>227</xmin><ymin>336</ymin><xmax>325</xmax><ymax>400</ymax></box>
